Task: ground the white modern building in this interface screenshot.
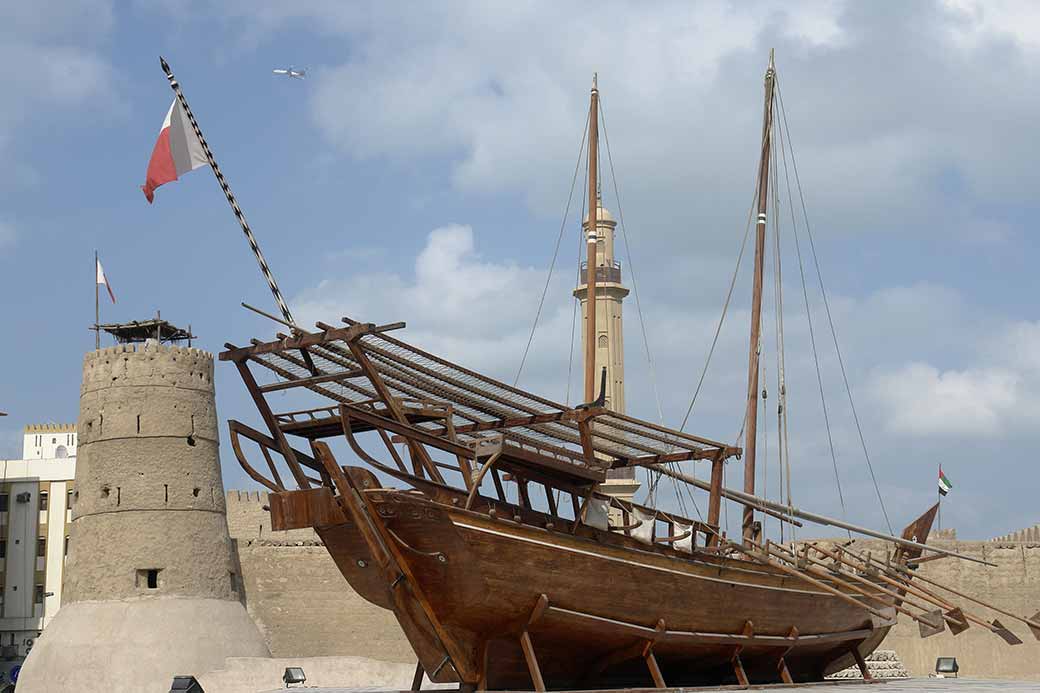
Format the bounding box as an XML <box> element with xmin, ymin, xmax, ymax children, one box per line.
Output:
<box><xmin>0</xmin><ymin>424</ymin><xmax>76</xmax><ymax>663</ymax></box>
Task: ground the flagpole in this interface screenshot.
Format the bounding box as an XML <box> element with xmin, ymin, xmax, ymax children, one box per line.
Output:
<box><xmin>95</xmin><ymin>250</ymin><xmax>100</xmax><ymax>350</ymax></box>
<box><xmin>157</xmin><ymin>56</ymin><xmax>297</xmax><ymax>328</ymax></box>
<box><xmin>937</xmin><ymin>464</ymin><xmax>942</xmax><ymax>531</ymax></box>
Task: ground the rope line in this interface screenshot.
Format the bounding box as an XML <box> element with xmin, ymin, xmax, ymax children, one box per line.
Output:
<box><xmin>776</xmin><ymin>81</ymin><xmax>893</xmax><ymax>533</ymax></box>
<box><xmin>565</xmin><ymin>139</ymin><xmax>591</xmax><ymax>407</ymax></box>
<box><xmin>599</xmin><ymin>102</ymin><xmax>665</xmax><ymax>426</ymax></box>
<box><xmin>514</xmin><ymin>105</ymin><xmax>590</xmax><ymax>387</ymax></box>
<box><xmin>775</xmin><ymin>102</ymin><xmax>851</xmax><ymax>538</ymax></box>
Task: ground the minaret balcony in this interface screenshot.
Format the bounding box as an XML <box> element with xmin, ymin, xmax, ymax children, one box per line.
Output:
<box><xmin>578</xmin><ymin>260</ymin><xmax>622</xmax><ymax>285</ymax></box>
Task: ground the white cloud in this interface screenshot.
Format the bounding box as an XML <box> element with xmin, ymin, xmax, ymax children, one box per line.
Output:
<box><xmin>868</xmin><ymin>362</ymin><xmax>1021</xmax><ymax>437</ymax></box>
<box><xmin>293</xmin><ymin>225</ymin><xmax>577</xmax><ymax>397</ymax></box>
<box><xmin>200</xmin><ymin>0</ymin><xmax>1040</xmax><ymax>258</ymax></box>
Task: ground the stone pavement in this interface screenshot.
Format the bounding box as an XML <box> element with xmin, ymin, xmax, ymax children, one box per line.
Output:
<box><xmin>263</xmin><ymin>682</ymin><xmax>1039</xmax><ymax>693</ymax></box>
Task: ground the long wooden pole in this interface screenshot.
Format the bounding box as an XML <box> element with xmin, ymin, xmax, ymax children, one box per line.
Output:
<box><xmin>742</xmin><ymin>50</ymin><xmax>776</xmax><ymax>544</ymax></box>
<box><xmin>158</xmin><ymin>56</ymin><xmax>297</xmax><ymax>327</ymax></box>
<box><xmin>654</xmin><ymin>464</ymin><xmax>995</xmax><ymax>566</ymax></box>
<box><xmin>584</xmin><ymin>74</ymin><xmax>599</xmax><ymax>404</ymax></box>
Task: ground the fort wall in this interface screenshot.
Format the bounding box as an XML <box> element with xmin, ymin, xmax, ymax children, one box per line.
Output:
<box><xmin>226</xmin><ymin>490</ymin><xmax>412</xmax><ymax>663</ymax></box>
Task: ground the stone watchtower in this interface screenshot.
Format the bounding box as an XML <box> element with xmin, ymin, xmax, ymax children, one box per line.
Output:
<box><xmin>19</xmin><ymin>338</ymin><xmax>268</xmax><ymax>692</ymax></box>
<box><xmin>573</xmin><ymin>197</ymin><xmax>639</xmax><ymax>501</ymax></box>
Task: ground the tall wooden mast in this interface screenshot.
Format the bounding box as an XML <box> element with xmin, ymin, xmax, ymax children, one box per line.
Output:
<box><xmin>584</xmin><ymin>74</ymin><xmax>600</xmax><ymax>404</ymax></box>
<box><xmin>742</xmin><ymin>50</ymin><xmax>776</xmax><ymax>544</ymax></box>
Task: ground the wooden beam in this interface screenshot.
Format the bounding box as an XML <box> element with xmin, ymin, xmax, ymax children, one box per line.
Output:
<box><xmin>259</xmin><ymin>368</ymin><xmax>365</xmax><ymax>393</ymax></box>
<box><xmin>519</xmin><ymin>630</ymin><xmax>545</xmax><ymax>692</ymax></box>
<box><xmin>234</xmin><ymin>362</ymin><xmax>311</xmax><ymax>489</ymax></box>
<box><xmin>220</xmin><ymin>321</ymin><xmax>405</xmax><ymax>362</ymax></box>
<box><xmin>341</xmin><ymin>402</ymin><xmax>475</xmax><ymax>460</ymax></box>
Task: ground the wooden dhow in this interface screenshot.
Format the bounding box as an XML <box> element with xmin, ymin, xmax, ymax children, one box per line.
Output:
<box><xmin>221</xmin><ymin>53</ymin><xmax>1039</xmax><ymax>690</ymax></box>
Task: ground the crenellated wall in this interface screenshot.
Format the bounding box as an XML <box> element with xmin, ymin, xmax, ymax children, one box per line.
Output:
<box><xmin>834</xmin><ymin>536</ymin><xmax>1040</xmax><ymax>681</ymax></box>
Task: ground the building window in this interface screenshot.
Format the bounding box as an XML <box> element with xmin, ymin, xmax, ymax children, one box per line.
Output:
<box><xmin>67</xmin><ymin>491</ymin><xmax>74</xmax><ymax>510</ymax></box>
<box><xmin>55</xmin><ymin>445</ymin><xmax>68</xmax><ymax>459</ymax></box>
<box><xmin>64</xmin><ymin>536</ymin><xmax>69</xmax><ymax>556</ymax></box>
<box><xmin>34</xmin><ymin>585</ymin><xmax>44</xmax><ymax>604</ymax></box>
<box><xmin>39</xmin><ymin>492</ymin><xmax>48</xmax><ymax>511</ymax></box>
<box><xmin>36</xmin><ymin>538</ymin><xmax>45</xmax><ymax>558</ymax></box>
<box><xmin>0</xmin><ymin>495</ymin><xmax>8</xmax><ymax>512</ymax></box>
<box><xmin>0</xmin><ymin>540</ymin><xmax>6</xmax><ymax>559</ymax></box>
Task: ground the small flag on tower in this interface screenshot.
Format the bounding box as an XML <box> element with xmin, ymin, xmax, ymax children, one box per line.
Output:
<box><xmin>141</xmin><ymin>99</ymin><xmax>207</xmax><ymax>203</ymax></box>
<box><xmin>938</xmin><ymin>465</ymin><xmax>953</xmax><ymax>496</ymax></box>
<box><xmin>96</xmin><ymin>257</ymin><xmax>116</xmax><ymax>304</ymax></box>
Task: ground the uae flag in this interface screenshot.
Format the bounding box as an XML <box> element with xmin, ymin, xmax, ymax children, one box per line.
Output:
<box><xmin>938</xmin><ymin>466</ymin><xmax>953</xmax><ymax>496</ymax></box>
<box><xmin>141</xmin><ymin>99</ymin><xmax>207</xmax><ymax>203</ymax></box>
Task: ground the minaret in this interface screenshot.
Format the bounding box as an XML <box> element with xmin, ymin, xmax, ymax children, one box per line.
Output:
<box><xmin>18</xmin><ymin>337</ymin><xmax>269</xmax><ymax>692</ymax></box>
<box><xmin>573</xmin><ymin>196</ymin><xmax>639</xmax><ymax>500</ymax></box>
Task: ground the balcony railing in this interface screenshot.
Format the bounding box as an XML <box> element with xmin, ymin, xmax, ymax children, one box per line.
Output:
<box><xmin>579</xmin><ymin>261</ymin><xmax>622</xmax><ymax>284</ymax></box>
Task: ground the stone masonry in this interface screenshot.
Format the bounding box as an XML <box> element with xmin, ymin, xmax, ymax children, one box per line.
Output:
<box><xmin>226</xmin><ymin>490</ymin><xmax>413</xmax><ymax>663</ymax></box>
<box><xmin>18</xmin><ymin>343</ymin><xmax>269</xmax><ymax>693</ymax></box>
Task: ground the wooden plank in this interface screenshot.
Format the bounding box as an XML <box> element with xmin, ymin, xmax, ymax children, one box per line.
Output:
<box><xmin>268</xmin><ymin>487</ymin><xmax>346</xmax><ymax>531</ymax></box>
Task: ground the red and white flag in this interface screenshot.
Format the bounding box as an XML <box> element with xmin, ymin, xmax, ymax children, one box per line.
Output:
<box><xmin>141</xmin><ymin>99</ymin><xmax>207</xmax><ymax>203</ymax></box>
<box><xmin>96</xmin><ymin>258</ymin><xmax>116</xmax><ymax>303</ymax></box>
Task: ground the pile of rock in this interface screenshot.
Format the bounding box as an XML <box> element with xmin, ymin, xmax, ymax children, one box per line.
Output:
<box><xmin>826</xmin><ymin>650</ymin><xmax>910</xmax><ymax>680</ymax></box>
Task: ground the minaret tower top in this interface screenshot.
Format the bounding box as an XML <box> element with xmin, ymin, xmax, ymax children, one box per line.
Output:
<box><xmin>573</xmin><ymin>196</ymin><xmax>629</xmax><ymax>412</ymax></box>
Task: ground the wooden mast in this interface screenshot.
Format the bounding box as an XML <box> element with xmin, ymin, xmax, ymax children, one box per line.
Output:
<box><xmin>742</xmin><ymin>50</ymin><xmax>776</xmax><ymax>544</ymax></box>
<box><xmin>584</xmin><ymin>74</ymin><xmax>600</xmax><ymax>404</ymax></box>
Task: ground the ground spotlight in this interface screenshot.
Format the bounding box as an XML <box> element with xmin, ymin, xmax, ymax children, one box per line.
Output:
<box><xmin>169</xmin><ymin>675</ymin><xmax>204</xmax><ymax>692</ymax></box>
<box><xmin>283</xmin><ymin>666</ymin><xmax>306</xmax><ymax>687</ymax></box>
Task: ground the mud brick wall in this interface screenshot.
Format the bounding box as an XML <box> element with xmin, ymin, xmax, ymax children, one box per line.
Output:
<box><xmin>227</xmin><ymin>492</ymin><xmax>412</xmax><ymax>662</ymax></box>
<box><xmin>867</xmin><ymin>537</ymin><xmax>1040</xmax><ymax>680</ymax></box>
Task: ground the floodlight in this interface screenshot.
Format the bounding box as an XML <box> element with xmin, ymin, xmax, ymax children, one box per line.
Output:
<box><xmin>283</xmin><ymin>666</ymin><xmax>307</xmax><ymax>687</ymax></box>
<box><xmin>935</xmin><ymin>657</ymin><xmax>959</xmax><ymax>677</ymax></box>
<box><xmin>169</xmin><ymin>675</ymin><xmax>204</xmax><ymax>692</ymax></box>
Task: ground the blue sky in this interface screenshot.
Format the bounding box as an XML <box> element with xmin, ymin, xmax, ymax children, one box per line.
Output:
<box><xmin>1</xmin><ymin>1</ymin><xmax>1038</xmax><ymax>540</ymax></box>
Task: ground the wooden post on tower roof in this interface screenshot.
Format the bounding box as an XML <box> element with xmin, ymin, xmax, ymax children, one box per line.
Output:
<box><xmin>742</xmin><ymin>50</ymin><xmax>776</xmax><ymax>545</ymax></box>
<box><xmin>584</xmin><ymin>74</ymin><xmax>599</xmax><ymax>404</ymax></box>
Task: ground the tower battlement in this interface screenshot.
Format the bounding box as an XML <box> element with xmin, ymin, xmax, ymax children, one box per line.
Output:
<box><xmin>81</xmin><ymin>342</ymin><xmax>213</xmax><ymax>392</ymax></box>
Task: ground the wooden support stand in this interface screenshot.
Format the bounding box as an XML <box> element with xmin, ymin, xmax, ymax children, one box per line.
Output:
<box><xmin>411</xmin><ymin>661</ymin><xmax>425</xmax><ymax>692</ymax></box>
<box><xmin>730</xmin><ymin>620</ymin><xmax>754</xmax><ymax>686</ymax></box>
<box><xmin>519</xmin><ymin>595</ymin><xmax>550</xmax><ymax>692</ymax></box>
<box><xmin>776</xmin><ymin>626</ymin><xmax>798</xmax><ymax>684</ymax></box>
<box><xmin>850</xmin><ymin>645</ymin><xmax>872</xmax><ymax>681</ymax></box>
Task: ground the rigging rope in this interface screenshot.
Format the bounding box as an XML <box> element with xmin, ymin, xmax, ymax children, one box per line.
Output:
<box><xmin>599</xmin><ymin>102</ymin><xmax>688</xmax><ymax>512</ymax></box>
<box><xmin>773</xmin><ymin>98</ymin><xmax>851</xmax><ymax>538</ymax></box>
<box><xmin>565</xmin><ymin>149</ymin><xmax>590</xmax><ymax>407</ymax></box>
<box><xmin>599</xmin><ymin>103</ymin><xmax>665</xmax><ymax>426</ymax></box>
<box><xmin>678</xmin><ymin>185</ymin><xmax>760</xmax><ymax>433</ymax></box>
<box><xmin>776</xmin><ymin>81</ymin><xmax>894</xmax><ymax>533</ymax></box>
<box><xmin>514</xmin><ymin>106</ymin><xmax>590</xmax><ymax>388</ymax></box>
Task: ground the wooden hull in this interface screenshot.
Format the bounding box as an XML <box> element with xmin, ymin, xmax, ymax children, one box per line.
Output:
<box><xmin>295</xmin><ymin>488</ymin><xmax>894</xmax><ymax>689</ymax></box>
